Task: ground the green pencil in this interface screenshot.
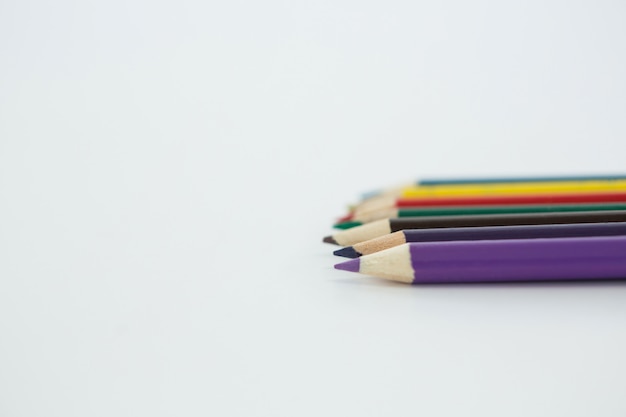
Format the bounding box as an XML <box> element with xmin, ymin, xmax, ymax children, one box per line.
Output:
<box><xmin>333</xmin><ymin>203</ymin><xmax>626</xmax><ymax>229</ymax></box>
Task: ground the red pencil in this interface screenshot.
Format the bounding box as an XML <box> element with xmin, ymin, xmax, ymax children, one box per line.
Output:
<box><xmin>340</xmin><ymin>191</ymin><xmax>626</xmax><ymax>221</ymax></box>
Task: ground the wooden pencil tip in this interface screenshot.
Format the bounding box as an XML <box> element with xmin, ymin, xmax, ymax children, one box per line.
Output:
<box><xmin>334</xmin><ymin>258</ymin><xmax>360</xmax><ymax>273</ymax></box>
<box><xmin>333</xmin><ymin>221</ymin><xmax>363</xmax><ymax>230</ymax></box>
<box><xmin>323</xmin><ymin>235</ymin><xmax>339</xmax><ymax>245</ymax></box>
<box><xmin>337</xmin><ymin>213</ymin><xmax>353</xmax><ymax>223</ymax></box>
<box><xmin>333</xmin><ymin>246</ymin><xmax>361</xmax><ymax>258</ymax></box>
<box><xmin>361</xmin><ymin>190</ymin><xmax>382</xmax><ymax>200</ymax></box>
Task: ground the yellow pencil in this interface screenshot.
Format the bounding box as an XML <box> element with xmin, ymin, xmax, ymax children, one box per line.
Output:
<box><xmin>355</xmin><ymin>180</ymin><xmax>626</xmax><ymax>213</ymax></box>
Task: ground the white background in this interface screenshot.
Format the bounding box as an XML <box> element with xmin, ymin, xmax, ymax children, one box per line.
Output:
<box><xmin>2</xmin><ymin>0</ymin><xmax>626</xmax><ymax>416</ymax></box>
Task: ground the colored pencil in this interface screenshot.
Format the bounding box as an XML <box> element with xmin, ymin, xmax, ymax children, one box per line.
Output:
<box><xmin>342</xmin><ymin>191</ymin><xmax>626</xmax><ymax>221</ymax></box>
<box><xmin>402</xmin><ymin>180</ymin><xmax>626</xmax><ymax>198</ymax></box>
<box><xmin>335</xmin><ymin>203</ymin><xmax>626</xmax><ymax>229</ymax></box>
<box><xmin>323</xmin><ymin>210</ymin><xmax>626</xmax><ymax>246</ymax></box>
<box><xmin>420</xmin><ymin>174</ymin><xmax>626</xmax><ymax>185</ymax></box>
<box><xmin>355</xmin><ymin>179</ymin><xmax>626</xmax><ymax>213</ymax></box>
<box><xmin>360</xmin><ymin>174</ymin><xmax>626</xmax><ymax>200</ymax></box>
<box><xmin>334</xmin><ymin>236</ymin><xmax>626</xmax><ymax>284</ymax></box>
<box><xmin>334</xmin><ymin>222</ymin><xmax>626</xmax><ymax>258</ymax></box>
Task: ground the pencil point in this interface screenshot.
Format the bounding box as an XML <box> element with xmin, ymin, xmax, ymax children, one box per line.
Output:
<box><xmin>333</xmin><ymin>221</ymin><xmax>363</xmax><ymax>230</ymax></box>
<box><xmin>334</xmin><ymin>258</ymin><xmax>360</xmax><ymax>273</ymax></box>
<box><xmin>337</xmin><ymin>214</ymin><xmax>353</xmax><ymax>223</ymax></box>
<box><xmin>361</xmin><ymin>190</ymin><xmax>381</xmax><ymax>200</ymax></box>
<box><xmin>323</xmin><ymin>235</ymin><xmax>339</xmax><ymax>245</ymax></box>
<box><xmin>333</xmin><ymin>246</ymin><xmax>361</xmax><ymax>258</ymax></box>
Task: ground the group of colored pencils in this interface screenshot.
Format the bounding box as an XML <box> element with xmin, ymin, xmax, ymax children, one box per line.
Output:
<box><xmin>324</xmin><ymin>175</ymin><xmax>626</xmax><ymax>285</ymax></box>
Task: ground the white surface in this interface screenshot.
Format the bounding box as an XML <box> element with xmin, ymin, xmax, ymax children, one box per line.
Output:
<box><xmin>2</xmin><ymin>1</ymin><xmax>626</xmax><ymax>416</ymax></box>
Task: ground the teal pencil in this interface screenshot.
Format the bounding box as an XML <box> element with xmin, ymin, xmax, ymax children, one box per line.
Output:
<box><xmin>335</xmin><ymin>202</ymin><xmax>626</xmax><ymax>229</ymax></box>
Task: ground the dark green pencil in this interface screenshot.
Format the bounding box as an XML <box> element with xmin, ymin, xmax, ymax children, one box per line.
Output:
<box><xmin>334</xmin><ymin>203</ymin><xmax>626</xmax><ymax>229</ymax></box>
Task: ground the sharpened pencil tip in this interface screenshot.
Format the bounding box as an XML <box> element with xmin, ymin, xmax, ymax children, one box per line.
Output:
<box><xmin>334</xmin><ymin>258</ymin><xmax>360</xmax><ymax>273</ymax></box>
<box><xmin>323</xmin><ymin>235</ymin><xmax>338</xmax><ymax>245</ymax></box>
<box><xmin>361</xmin><ymin>190</ymin><xmax>382</xmax><ymax>200</ymax></box>
<box><xmin>333</xmin><ymin>246</ymin><xmax>361</xmax><ymax>258</ymax></box>
<box><xmin>333</xmin><ymin>221</ymin><xmax>363</xmax><ymax>230</ymax></box>
<box><xmin>337</xmin><ymin>214</ymin><xmax>353</xmax><ymax>223</ymax></box>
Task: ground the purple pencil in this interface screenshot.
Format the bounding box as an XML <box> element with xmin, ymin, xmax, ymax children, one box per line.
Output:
<box><xmin>334</xmin><ymin>236</ymin><xmax>626</xmax><ymax>284</ymax></box>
